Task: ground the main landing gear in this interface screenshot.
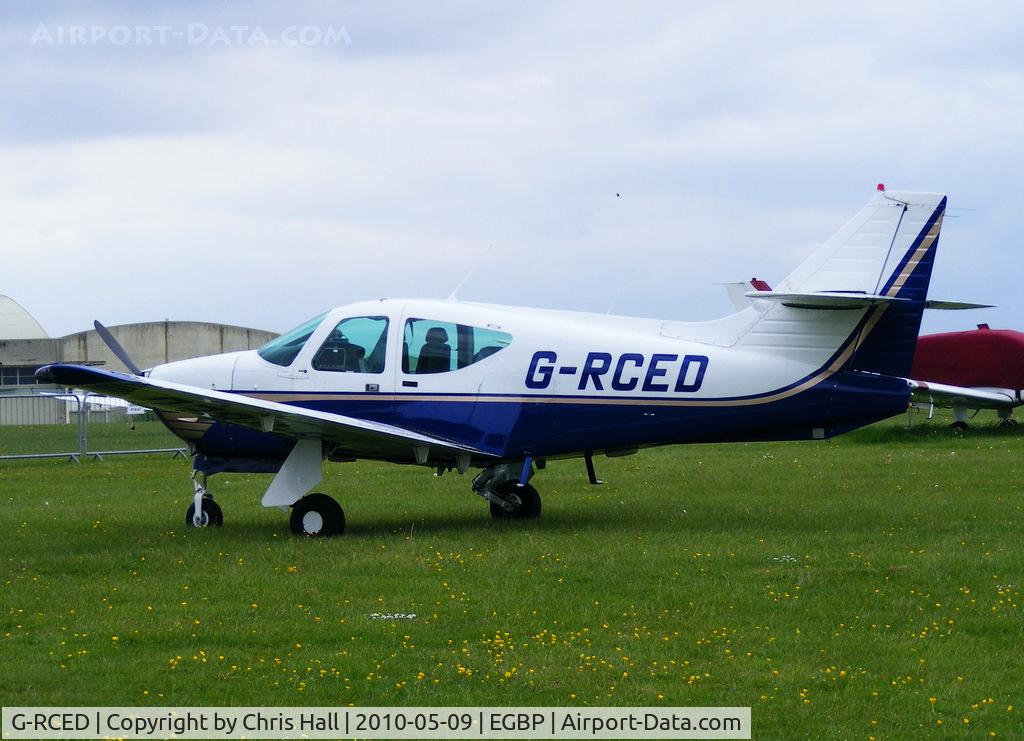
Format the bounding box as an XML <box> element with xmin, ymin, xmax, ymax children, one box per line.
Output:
<box><xmin>289</xmin><ymin>493</ymin><xmax>345</xmax><ymax>537</ymax></box>
<box><xmin>997</xmin><ymin>409</ymin><xmax>1018</xmax><ymax>428</ymax></box>
<box><xmin>473</xmin><ymin>461</ymin><xmax>543</xmax><ymax>519</ymax></box>
<box><xmin>949</xmin><ymin>403</ymin><xmax>972</xmax><ymax>432</ymax></box>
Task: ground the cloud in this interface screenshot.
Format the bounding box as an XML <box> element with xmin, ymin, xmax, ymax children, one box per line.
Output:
<box><xmin>0</xmin><ymin>1</ymin><xmax>1021</xmax><ymax>336</ymax></box>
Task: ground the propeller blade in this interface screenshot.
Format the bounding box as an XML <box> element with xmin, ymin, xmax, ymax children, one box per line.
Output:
<box><xmin>93</xmin><ymin>320</ymin><xmax>143</xmax><ymax>375</ymax></box>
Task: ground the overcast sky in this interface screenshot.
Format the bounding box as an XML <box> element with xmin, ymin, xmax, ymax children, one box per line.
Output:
<box><xmin>1</xmin><ymin>1</ymin><xmax>1021</xmax><ymax>338</ymax></box>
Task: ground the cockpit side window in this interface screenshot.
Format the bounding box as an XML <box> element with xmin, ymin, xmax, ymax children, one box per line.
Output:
<box><xmin>257</xmin><ymin>313</ymin><xmax>327</xmax><ymax>367</ymax></box>
<box><xmin>471</xmin><ymin>325</ymin><xmax>513</xmax><ymax>363</ymax></box>
<box><xmin>312</xmin><ymin>316</ymin><xmax>389</xmax><ymax>374</ymax></box>
<box><xmin>402</xmin><ymin>318</ymin><xmax>512</xmax><ymax>374</ymax></box>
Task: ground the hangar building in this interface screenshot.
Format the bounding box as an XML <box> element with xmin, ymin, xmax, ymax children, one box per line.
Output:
<box><xmin>0</xmin><ymin>294</ymin><xmax>277</xmax><ymax>390</ymax></box>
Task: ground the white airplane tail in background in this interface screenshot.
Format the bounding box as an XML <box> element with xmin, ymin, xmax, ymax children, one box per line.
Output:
<box><xmin>734</xmin><ymin>186</ymin><xmax>947</xmax><ymax>377</ymax></box>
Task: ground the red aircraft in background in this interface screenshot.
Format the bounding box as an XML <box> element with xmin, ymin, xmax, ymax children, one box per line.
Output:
<box><xmin>911</xmin><ymin>325</ymin><xmax>1024</xmax><ymax>428</ymax></box>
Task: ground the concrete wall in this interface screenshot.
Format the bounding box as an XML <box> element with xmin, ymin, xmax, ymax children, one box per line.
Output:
<box><xmin>1</xmin><ymin>321</ymin><xmax>278</xmax><ymax>377</ymax></box>
<box><xmin>60</xmin><ymin>321</ymin><xmax>278</xmax><ymax>373</ymax></box>
<box><xmin>0</xmin><ymin>338</ymin><xmax>59</xmax><ymax>367</ymax></box>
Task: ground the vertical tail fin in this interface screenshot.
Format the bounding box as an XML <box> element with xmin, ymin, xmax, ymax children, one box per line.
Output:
<box><xmin>738</xmin><ymin>187</ymin><xmax>947</xmax><ymax>377</ymax></box>
<box><xmin>844</xmin><ymin>191</ymin><xmax>946</xmax><ymax>376</ymax></box>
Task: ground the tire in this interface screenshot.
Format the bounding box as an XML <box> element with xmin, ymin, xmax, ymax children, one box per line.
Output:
<box><xmin>185</xmin><ymin>498</ymin><xmax>223</xmax><ymax>528</ymax></box>
<box><xmin>489</xmin><ymin>482</ymin><xmax>542</xmax><ymax>520</ymax></box>
<box><xmin>290</xmin><ymin>493</ymin><xmax>345</xmax><ymax>537</ymax></box>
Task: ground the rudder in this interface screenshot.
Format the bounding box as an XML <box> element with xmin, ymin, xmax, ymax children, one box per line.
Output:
<box><xmin>846</xmin><ymin>192</ymin><xmax>946</xmax><ymax>377</ymax></box>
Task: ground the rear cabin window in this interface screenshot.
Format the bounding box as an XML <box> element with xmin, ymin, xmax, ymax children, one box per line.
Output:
<box><xmin>312</xmin><ymin>316</ymin><xmax>389</xmax><ymax>374</ymax></box>
<box><xmin>257</xmin><ymin>313</ymin><xmax>326</xmax><ymax>367</ymax></box>
<box><xmin>402</xmin><ymin>318</ymin><xmax>512</xmax><ymax>374</ymax></box>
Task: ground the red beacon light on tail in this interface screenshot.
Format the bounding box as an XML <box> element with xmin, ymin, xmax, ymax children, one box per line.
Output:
<box><xmin>876</xmin><ymin>183</ymin><xmax>886</xmax><ymax>191</ymax></box>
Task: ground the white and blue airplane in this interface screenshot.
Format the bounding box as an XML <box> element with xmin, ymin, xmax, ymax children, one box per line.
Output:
<box><xmin>38</xmin><ymin>186</ymin><xmax>978</xmax><ymax>536</ymax></box>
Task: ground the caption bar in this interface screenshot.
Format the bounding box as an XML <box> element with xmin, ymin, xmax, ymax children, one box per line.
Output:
<box><xmin>3</xmin><ymin>706</ymin><xmax>750</xmax><ymax>739</ymax></box>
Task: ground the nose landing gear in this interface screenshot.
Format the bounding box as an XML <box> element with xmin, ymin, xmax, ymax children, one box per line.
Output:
<box><xmin>186</xmin><ymin>471</ymin><xmax>223</xmax><ymax>528</ymax></box>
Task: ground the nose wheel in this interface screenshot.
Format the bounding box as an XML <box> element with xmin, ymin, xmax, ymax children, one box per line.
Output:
<box><xmin>186</xmin><ymin>471</ymin><xmax>223</xmax><ymax>528</ymax></box>
<box><xmin>290</xmin><ymin>493</ymin><xmax>345</xmax><ymax>537</ymax></box>
<box><xmin>186</xmin><ymin>497</ymin><xmax>223</xmax><ymax>527</ymax></box>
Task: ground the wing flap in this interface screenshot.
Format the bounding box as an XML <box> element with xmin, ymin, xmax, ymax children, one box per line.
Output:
<box><xmin>36</xmin><ymin>364</ymin><xmax>493</xmax><ymax>459</ymax></box>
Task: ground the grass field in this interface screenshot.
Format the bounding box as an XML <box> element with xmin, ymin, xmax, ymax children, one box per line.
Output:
<box><xmin>0</xmin><ymin>417</ymin><xmax>182</xmax><ymax>457</ymax></box>
<box><xmin>2</xmin><ymin>414</ymin><xmax>1022</xmax><ymax>738</ymax></box>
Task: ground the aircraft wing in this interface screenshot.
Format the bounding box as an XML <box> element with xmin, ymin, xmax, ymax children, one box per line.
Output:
<box><xmin>36</xmin><ymin>364</ymin><xmax>494</xmax><ymax>459</ymax></box>
<box><xmin>907</xmin><ymin>379</ymin><xmax>1021</xmax><ymax>410</ymax></box>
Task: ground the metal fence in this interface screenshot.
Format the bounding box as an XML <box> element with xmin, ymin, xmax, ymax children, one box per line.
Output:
<box><xmin>0</xmin><ymin>392</ymin><xmax>186</xmax><ymax>462</ymax></box>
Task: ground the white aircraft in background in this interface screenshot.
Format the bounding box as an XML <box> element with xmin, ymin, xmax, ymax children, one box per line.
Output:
<box><xmin>38</xmin><ymin>186</ymin><xmax>989</xmax><ymax>537</ymax></box>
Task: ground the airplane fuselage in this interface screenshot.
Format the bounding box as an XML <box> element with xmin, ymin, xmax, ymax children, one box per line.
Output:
<box><xmin>149</xmin><ymin>297</ymin><xmax>912</xmax><ymax>472</ymax></box>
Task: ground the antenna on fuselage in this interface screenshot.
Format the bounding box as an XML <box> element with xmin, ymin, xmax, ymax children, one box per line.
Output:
<box><xmin>447</xmin><ymin>244</ymin><xmax>494</xmax><ymax>301</ymax></box>
<box><xmin>605</xmin><ymin>265</ymin><xmax>636</xmax><ymax>315</ymax></box>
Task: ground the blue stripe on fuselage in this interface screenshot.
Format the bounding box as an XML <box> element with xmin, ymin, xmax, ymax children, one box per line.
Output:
<box><xmin>190</xmin><ymin>370</ymin><xmax>910</xmax><ymax>463</ymax></box>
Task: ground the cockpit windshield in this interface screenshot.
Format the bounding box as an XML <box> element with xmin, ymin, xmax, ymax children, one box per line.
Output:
<box><xmin>257</xmin><ymin>313</ymin><xmax>326</xmax><ymax>367</ymax></box>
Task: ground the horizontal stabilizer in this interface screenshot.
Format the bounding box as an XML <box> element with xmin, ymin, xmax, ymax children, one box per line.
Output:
<box><xmin>744</xmin><ymin>290</ymin><xmax>910</xmax><ymax>309</ymax></box>
<box><xmin>924</xmin><ymin>300</ymin><xmax>994</xmax><ymax>310</ymax></box>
